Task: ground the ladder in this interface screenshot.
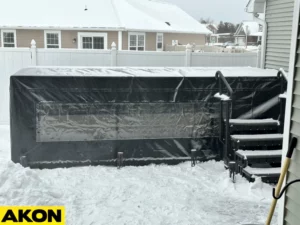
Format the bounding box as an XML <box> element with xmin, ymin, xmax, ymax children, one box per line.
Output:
<box><xmin>215</xmin><ymin>69</ymin><xmax>287</xmax><ymax>183</ymax></box>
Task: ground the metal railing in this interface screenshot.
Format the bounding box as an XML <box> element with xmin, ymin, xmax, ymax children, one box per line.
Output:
<box><xmin>277</xmin><ymin>68</ymin><xmax>288</xmax><ymax>133</ymax></box>
<box><xmin>215</xmin><ymin>68</ymin><xmax>286</xmax><ymax>170</ymax></box>
<box><xmin>216</xmin><ymin>71</ymin><xmax>233</xmax><ymax>98</ymax></box>
<box><xmin>215</xmin><ymin>71</ymin><xmax>234</xmax><ymax>163</ymax></box>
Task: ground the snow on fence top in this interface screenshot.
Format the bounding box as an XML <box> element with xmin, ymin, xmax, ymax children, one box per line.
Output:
<box><xmin>0</xmin><ymin>0</ymin><xmax>211</xmax><ymax>34</ymax></box>
<box><xmin>13</xmin><ymin>67</ymin><xmax>278</xmax><ymax>78</ymax></box>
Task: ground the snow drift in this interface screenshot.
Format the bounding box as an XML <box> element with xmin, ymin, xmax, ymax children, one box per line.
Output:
<box><xmin>0</xmin><ymin>125</ymin><xmax>277</xmax><ymax>225</ymax></box>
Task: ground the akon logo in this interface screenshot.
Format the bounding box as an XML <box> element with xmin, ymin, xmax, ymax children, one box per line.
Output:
<box><xmin>0</xmin><ymin>206</ymin><xmax>65</xmax><ymax>224</ymax></box>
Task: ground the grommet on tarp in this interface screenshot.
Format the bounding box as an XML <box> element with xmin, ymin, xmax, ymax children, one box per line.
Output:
<box><xmin>191</xmin><ymin>149</ymin><xmax>197</xmax><ymax>167</ymax></box>
<box><xmin>117</xmin><ymin>152</ymin><xmax>124</xmax><ymax>169</ymax></box>
<box><xmin>20</xmin><ymin>156</ymin><xmax>28</xmax><ymax>167</ymax></box>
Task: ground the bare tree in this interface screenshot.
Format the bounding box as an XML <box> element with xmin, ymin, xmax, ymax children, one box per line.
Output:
<box><xmin>199</xmin><ymin>17</ymin><xmax>214</xmax><ymax>24</ymax></box>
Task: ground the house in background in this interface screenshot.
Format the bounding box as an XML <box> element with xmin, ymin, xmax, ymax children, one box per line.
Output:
<box><xmin>0</xmin><ymin>0</ymin><xmax>211</xmax><ymax>51</ymax></box>
<box><xmin>234</xmin><ymin>21</ymin><xmax>262</xmax><ymax>46</ymax></box>
<box><xmin>205</xmin><ymin>24</ymin><xmax>218</xmax><ymax>44</ymax></box>
<box><xmin>210</xmin><ymin>33</ymin><xmax>234</xmax><ymax>44</ymax></box>
<box><xmin>206</xmin><ymin>24</ymin><xmax>218</xmax><ymax>34</ymax></box>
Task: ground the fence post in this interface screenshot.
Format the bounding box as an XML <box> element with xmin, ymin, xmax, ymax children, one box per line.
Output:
<box><xmin>30</xmin><ymin>39</ymin><xmax>37</xmax><ymax>66</ymax></box>
<box><xmin>257</xmin><ymin>45</ymin><xmax>262</xmax><ymax>68</ymax></box>
<box><xmin>111</xmin><ymin>42</ymin><xmax>117</xmax><ymax>67</ymax></box>
<box><xmin>185</xmin><ymin>43</ymin><xmax>192</xmax><ymax>67</ymax></box>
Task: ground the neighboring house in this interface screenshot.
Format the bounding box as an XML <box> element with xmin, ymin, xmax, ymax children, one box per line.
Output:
<box><xmin>206</xmin><ymin>24</ymin><xmax>218</xmax><ymax>34</ymax></box>
<box><xmin>205</xmin><ymin>24</ymin><xmax>218</xmax><ymax>44</ymax></box>
<box><xmin>246</xmin><ymin>0</ymin><xmax>294</xmax><ymax>71</ymax></box>
<box><xmin>247</xmin><ymin>1</ymin><xmax>299</xmax><ymax>225</ymax></box>
<box><xmin>0</xmin><ymin>0</ymin><xmax>211</xmax><ymax>51</ymax></box>
<box><xmin>234</xmin><ymin>21</ymin><xmax>262</xmax><ymax>46</ymax></box>
<box><xmin>210</xmin><ymin>33</ymin><xmax>234</xmax><ymax>44</ymax></box>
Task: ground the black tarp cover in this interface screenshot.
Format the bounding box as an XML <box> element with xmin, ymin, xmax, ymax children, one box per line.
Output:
<box><xmin>10</xmin><ymin>67</ymin><xmax>281</xmax><ymax>168</ymax></box>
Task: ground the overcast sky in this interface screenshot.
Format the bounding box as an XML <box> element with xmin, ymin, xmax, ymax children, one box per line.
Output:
<box><xmin>164</xmin><ymin>0</ymin><xmax>252</xmax><ymax>24</ymax></box>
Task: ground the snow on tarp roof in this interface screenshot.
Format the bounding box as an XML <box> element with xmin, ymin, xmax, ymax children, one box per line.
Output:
<box><xmin>235</xmin><ymin>21</ymin><xmax>262</xmax><ymax>37</ymax></box>
<box><xmin>0</xmin><ymin>0</ymin><xmax>211</xmax><ymax>34</ymax></box>
<box><xmin>13</xmin><ymin>67</ymin><xmax>278</xmax><ymax>78</ymax></box>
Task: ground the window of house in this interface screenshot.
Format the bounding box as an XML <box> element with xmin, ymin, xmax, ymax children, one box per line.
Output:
<box><xmin>156</xmin><ymin>33</ymin><xmax>163</xmax><ymax>51</ymax></box>
<box><xmin>128</xmin><ymin>33</ymin><xmax>145</xmax><ymax>51</ymax></box>
<box><xmin>44</xmin><ymin>31</ymin><xmax>61</xmax><ymax>48</ymax></box>
<box><xmin>1</xmin><ymin>30</ymin><xmax>16</xmax><ymax>48</ymax></box>
<box><xmin>78</xmin><ymin>32</ymin><xmax>107</xmax><ymax>50</ymax></box>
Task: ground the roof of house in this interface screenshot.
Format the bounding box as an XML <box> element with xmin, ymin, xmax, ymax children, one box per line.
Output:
<box><xmin>211</xmin><ymin>33</ymin><xmax>232</xmax><ymax>36</ymax></box>
<box><xmin>206</xmin><ymin>24</ymin><xmax>218</xmax><ymax>31</ymax></box>
<box><xmin>234</xmin><ymin>21</ymin><xmax>262</xmax><ymax>37</ymax></box>
<box><xmin>0</xmin><ymin>0</ymin><xmax>211</xmax><ymax>34</ymax></box>
<box><xmin>245</xmin><ymin>0</ymin><xmax>266</xmax><ymax>14</ymax></box>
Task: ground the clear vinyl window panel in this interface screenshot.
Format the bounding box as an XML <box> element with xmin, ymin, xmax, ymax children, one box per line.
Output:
<box><xmin>36</xmin><ymin>102</ymin><xmax>209</xmax><ymax>142</ymax></box>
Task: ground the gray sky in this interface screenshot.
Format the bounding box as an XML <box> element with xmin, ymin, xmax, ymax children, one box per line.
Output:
<box><xmin>164</xmin><ymin>0</ymin><xmax>252</xmax><ymax>24</ymax></box>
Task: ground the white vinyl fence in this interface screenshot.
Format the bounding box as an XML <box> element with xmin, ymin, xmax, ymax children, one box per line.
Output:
<box><xmin>117</xmin><ymin>51</ymin><xmax>186</xmax><ymax>67</ymax></box>
<box><xmin>191</xmin><ymin>53</ymin><xmax>258</xmax><ymax>67</ymax></box>
<box><xmin>0</xmin><ymin>40</ymin><xmax>261</xmax><ymax>124</ymax></box>
<box><xmin>165</xmin><ymin>44</ymin><xmax>249</xmax><ymax>53</ymax></box>
<box><xmin>37</xmin><ymin>49</ymin><xmax>112</xmax><ymax>66</ymax></box>
<box><xmin>34</xmin><ymin>42</ymin><xmax>260</xmax><ymax>68</ymax></box>
<box><xmin>0</xmin><ymin>48</ymin><xmax>32</xmax><ymax>124</ymax></box>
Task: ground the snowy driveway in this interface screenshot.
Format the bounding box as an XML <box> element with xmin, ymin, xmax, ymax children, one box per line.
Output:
<box><xmin>0</xmin><ymin>125</ymin><xmax>277</xmax><ymax>225</ymax></box>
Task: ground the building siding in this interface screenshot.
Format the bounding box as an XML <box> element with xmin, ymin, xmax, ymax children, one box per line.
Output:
<box><xmin>0</xmin><ymin>29</ymin><xmax>119</xmax><ymax>49</ymax></box>
<box><xmin>107</xmin><ymin>31</ymin><xmax>118</xmax><ymax>49</ymax></box>
<box><xmin>0</xmin><ymin>29</ymin><xmax>44</xmax><ymax>48</ymax></box>
<box><xmin>16</xmin><ymin>30</ymin><xmax>44</xmax><ymax>48</ymax></box>
<box><xmin>124</xmin><ymin>32</ymin><xmax>156</xmax><ymax>51</ymax></box>
<box><xmin>1</xmin><ymin>29</ymin><xmax>206</xmax><ymax>51</ymax></box>
<box><xmin>146</xmin><ymin>32</ymin><xmax>156</xmax><ymax>51</ymax></box>
<box><xmin>284</xmin><ymin>12</ymin><xmax>300</xmax><ymax>225</ymax></box>
<box><xmin>121</xmin><ymin>32</ymin><xmax>205</xmax><ymax>51</ymax></box>
<box><xmin>60</xmin><ymin>30</ymin><xmax>118</xmax><ymax>49</ymax></box>
<box><xmin>265</xmin><ymin>0</ymin><xmax>294</xmax><ymax>71</ymax></box>
<box><xmin>122</xmin><ymin>31</ymin><xmax>128</xmax><ymax>50</ymax></box>
<box><xmin>60</xmin><ymin>31</ymin><xmax>77</xmax><ymax>49</ymax></box>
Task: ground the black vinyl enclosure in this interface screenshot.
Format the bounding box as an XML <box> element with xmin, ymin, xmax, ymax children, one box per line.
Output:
<box><xmin>10</xmin><ymin>67</ymin><xmax>281</xmax><ymax>168</ymax></box>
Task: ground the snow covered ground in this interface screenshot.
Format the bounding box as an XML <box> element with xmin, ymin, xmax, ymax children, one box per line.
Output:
<box><xmin>0</xmin><ymin>125</ymin><xmax>277</xmax><ymax>225</ymax></box>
